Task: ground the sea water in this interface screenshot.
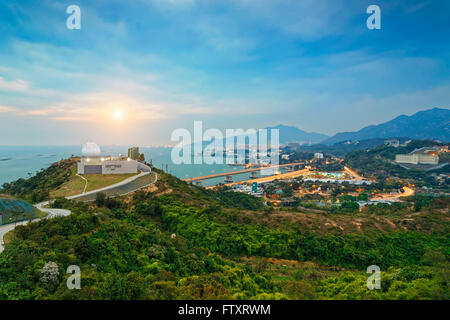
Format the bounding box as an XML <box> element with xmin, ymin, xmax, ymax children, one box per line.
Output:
<box><xmin>0</xmin><ymin>146</ymin><xmax>261</xmax><ymax>187</ymax></box>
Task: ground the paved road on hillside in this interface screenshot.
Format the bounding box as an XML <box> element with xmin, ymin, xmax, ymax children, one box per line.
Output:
<box><xmin>370</xmin><ymin>186</ymin><xmax>415</xmax><ymax>201</ymax></box>
<box><xmin>0</xmin><ymin>203</ymin><xmax>71</xmax><ymax>252</ymax></box>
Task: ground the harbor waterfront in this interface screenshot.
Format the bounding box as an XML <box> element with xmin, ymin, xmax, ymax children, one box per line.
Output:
<box><xmin>0</xmin><ymin>146</ymin><xmax>288</xmax><ymax>187</ymax></box>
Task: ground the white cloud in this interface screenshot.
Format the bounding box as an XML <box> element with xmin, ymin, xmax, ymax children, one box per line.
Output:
<box><xmin>0</xmin><ymin>77</ymin><xmax>30</xmax><ymax>92</ymax></box>
<box><xmin>0</xmin><ymin>105</ymin><xmax>17</xmax><ymax>113</ymax></box>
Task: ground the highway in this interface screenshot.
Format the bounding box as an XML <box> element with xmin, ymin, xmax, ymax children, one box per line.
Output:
<box><xmin>206</xmin><ymin>168</ymin><xmax>310</xmax><ymax>189</ymax></box>
<box><xmin>183</xmin><ymin>162</ymin><xmax>304</xmax><ymax>182</ymax></box>
<box><xmin>343</xmin><ymin>166</ymin><xmax>365</xmax><ymax>180</ymax></box>
<box><xmin>204</xmin><ymin>165</ymin><xmax>373</xmax><ymax>190</ymax></box>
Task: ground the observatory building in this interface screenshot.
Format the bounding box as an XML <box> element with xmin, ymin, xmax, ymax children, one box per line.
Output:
<box><xmin>77</xmin><ymin>142</ymin><xmax>138</xmax><ymax>175</ymax></box>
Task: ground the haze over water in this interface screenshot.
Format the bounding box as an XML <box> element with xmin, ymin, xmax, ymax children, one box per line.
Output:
<box><xmin>0</xmin><ymin>146</ymin><xmax>268</xmax><ymax>187</ymax></box>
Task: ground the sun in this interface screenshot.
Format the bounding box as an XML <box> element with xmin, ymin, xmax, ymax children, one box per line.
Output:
<box><xmin>113</xmin><ymin>110</ymin><xmax>123</xmax><ymax>120</ymax></box>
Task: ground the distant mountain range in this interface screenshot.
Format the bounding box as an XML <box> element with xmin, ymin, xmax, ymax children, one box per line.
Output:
<box><xmin>194</xmin><ymin>108</ymin><xmax>449</xmax><ymax>148</ymax></box>
<box><xmin>294</xmin><ymin>137</ymin><xmax>419</xmax><ymax>157</ymax></box>
<box><xmin>194</xmin><ymin>124</ymin><xmax>329</xmax><ymax>148</ymax></box>
<box><xmin>264</xmin><ymin>124</ymin><xmax>329</xmax><ymax>144</ymax></box>
<box><xmin>322</xmin><ymin>107</ymin><xmax>450</xmax><ymax>145</ymax></box>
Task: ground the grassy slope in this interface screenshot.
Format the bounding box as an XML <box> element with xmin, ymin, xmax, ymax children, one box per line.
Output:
<box><xmin>84</xmin><ymin>172</ymin><xmax>138</xmax><ymax>192</ymax></box>
<box><xmin>0</xmin><ymin>158</ymin><xmax>78</xmax><ymax>203</ymax></box>
<box><xmin>50</xmin><ymin>169</ymin><xmax>138</xmax><ymax>198</ymax></box>
<box><xmin>49</xmin><ymin>167</ymin><xmax>85</xmax><ymax>198</ymax></box>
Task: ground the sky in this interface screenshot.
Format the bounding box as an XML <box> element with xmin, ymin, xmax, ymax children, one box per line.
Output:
<box><xmin>0</xmin><ymin>0</ymin><xmax>449</xmax><ymax>145</ymax></box>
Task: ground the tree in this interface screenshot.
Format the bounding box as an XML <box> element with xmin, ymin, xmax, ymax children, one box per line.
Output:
<box><xmin>421</xmin><ymin>249</ymin><xmax>447</xmax><ymax>267</ymax></box>
<box><xmin>95</xmin><ymin>192</ymin><xmax>106</xmax><ymax>207</ymax></box>
<box><xmin>358</xmin><ymin>193</ymin><xmax>369</xmax><ymax>201</ymax></box>
<box><xmin>39</xmin><ymin>262</ymin><xmax>60</xmax><ymax>291</ymax></box>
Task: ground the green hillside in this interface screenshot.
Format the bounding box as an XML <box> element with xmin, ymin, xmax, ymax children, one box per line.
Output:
<box><xmin>0</xmin><ymin>158</ymin><xmax>78</xmax><ymax>203</ymax></box>
<box><xmin>0</xmin><ymin>167</ymin><xmax>448</xmax><ymax>300</ymax></box>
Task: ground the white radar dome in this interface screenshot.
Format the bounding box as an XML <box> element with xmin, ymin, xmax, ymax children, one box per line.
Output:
<box><xmin>82</xmin><ymin>142</ymin><xmax>101</xmax><ymax>157</ymax></box>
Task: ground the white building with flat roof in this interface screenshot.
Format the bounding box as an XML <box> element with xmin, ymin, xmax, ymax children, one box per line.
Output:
<box><xmin>77</xmin><ymin>142</ymin><xmax>139</xmax><ymax>175</ymax></box>
<box><xmin>395</xmin><ymin>153</ymin><xmax>439</xmax><ymax>165</ymax></box>
<box><xmin>314</xmin><ymin>153</ymin><xmax>324</xmax><ymax>159</ymax></box>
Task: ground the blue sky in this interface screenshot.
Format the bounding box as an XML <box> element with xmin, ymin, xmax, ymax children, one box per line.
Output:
<box><xmin>0</xmin><ymin>0</ymin><xmax>449</xmax><ymax>145</ymax></box>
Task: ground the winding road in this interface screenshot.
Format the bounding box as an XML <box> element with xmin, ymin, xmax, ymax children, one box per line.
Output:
<box><xmin>370</xmin><ymin>186</ymin><xmax>415</xmax><ymax>201</ymax></box>
<box><xmin>0</xmin><ymin>202</ymin><xmax>71</xmax><ymax>252</ymax></box>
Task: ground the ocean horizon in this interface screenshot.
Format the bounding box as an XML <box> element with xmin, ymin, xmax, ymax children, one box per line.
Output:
<box><xmin>0</xmin><ymin>145</ymin><xmax>263</xmax><ymax>187</ymax></box>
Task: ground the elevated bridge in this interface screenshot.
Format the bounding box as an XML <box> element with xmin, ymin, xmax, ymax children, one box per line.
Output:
<box><xmin>182</xmin><ymin>162</ymin><xmax>304</xmax><ymax>182</ymax></box>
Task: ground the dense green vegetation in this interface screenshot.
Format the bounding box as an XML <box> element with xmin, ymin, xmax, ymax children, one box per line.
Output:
<box><xmin>156</xmin><ymin>196</ymin><xmax>448</xmax><ymax>269</ymax></box>
<box><xmin>0</xmin><ymin>155</ymin><xmax>448</xmax><ymax>300</ymax></box>
<box><xmin>1</xmin><ymin>192</ymin><xmax>448</xmax><ymax>300</ymax></box>
<box><xmin>0</xmin><ymin>168</ymin><xmax>448</xmax><ymax>300</ymax></box>
<box><xmin>150</xmin><ymin>168</ymin><xmax>265</xmax><ymax>211</ymax></box>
